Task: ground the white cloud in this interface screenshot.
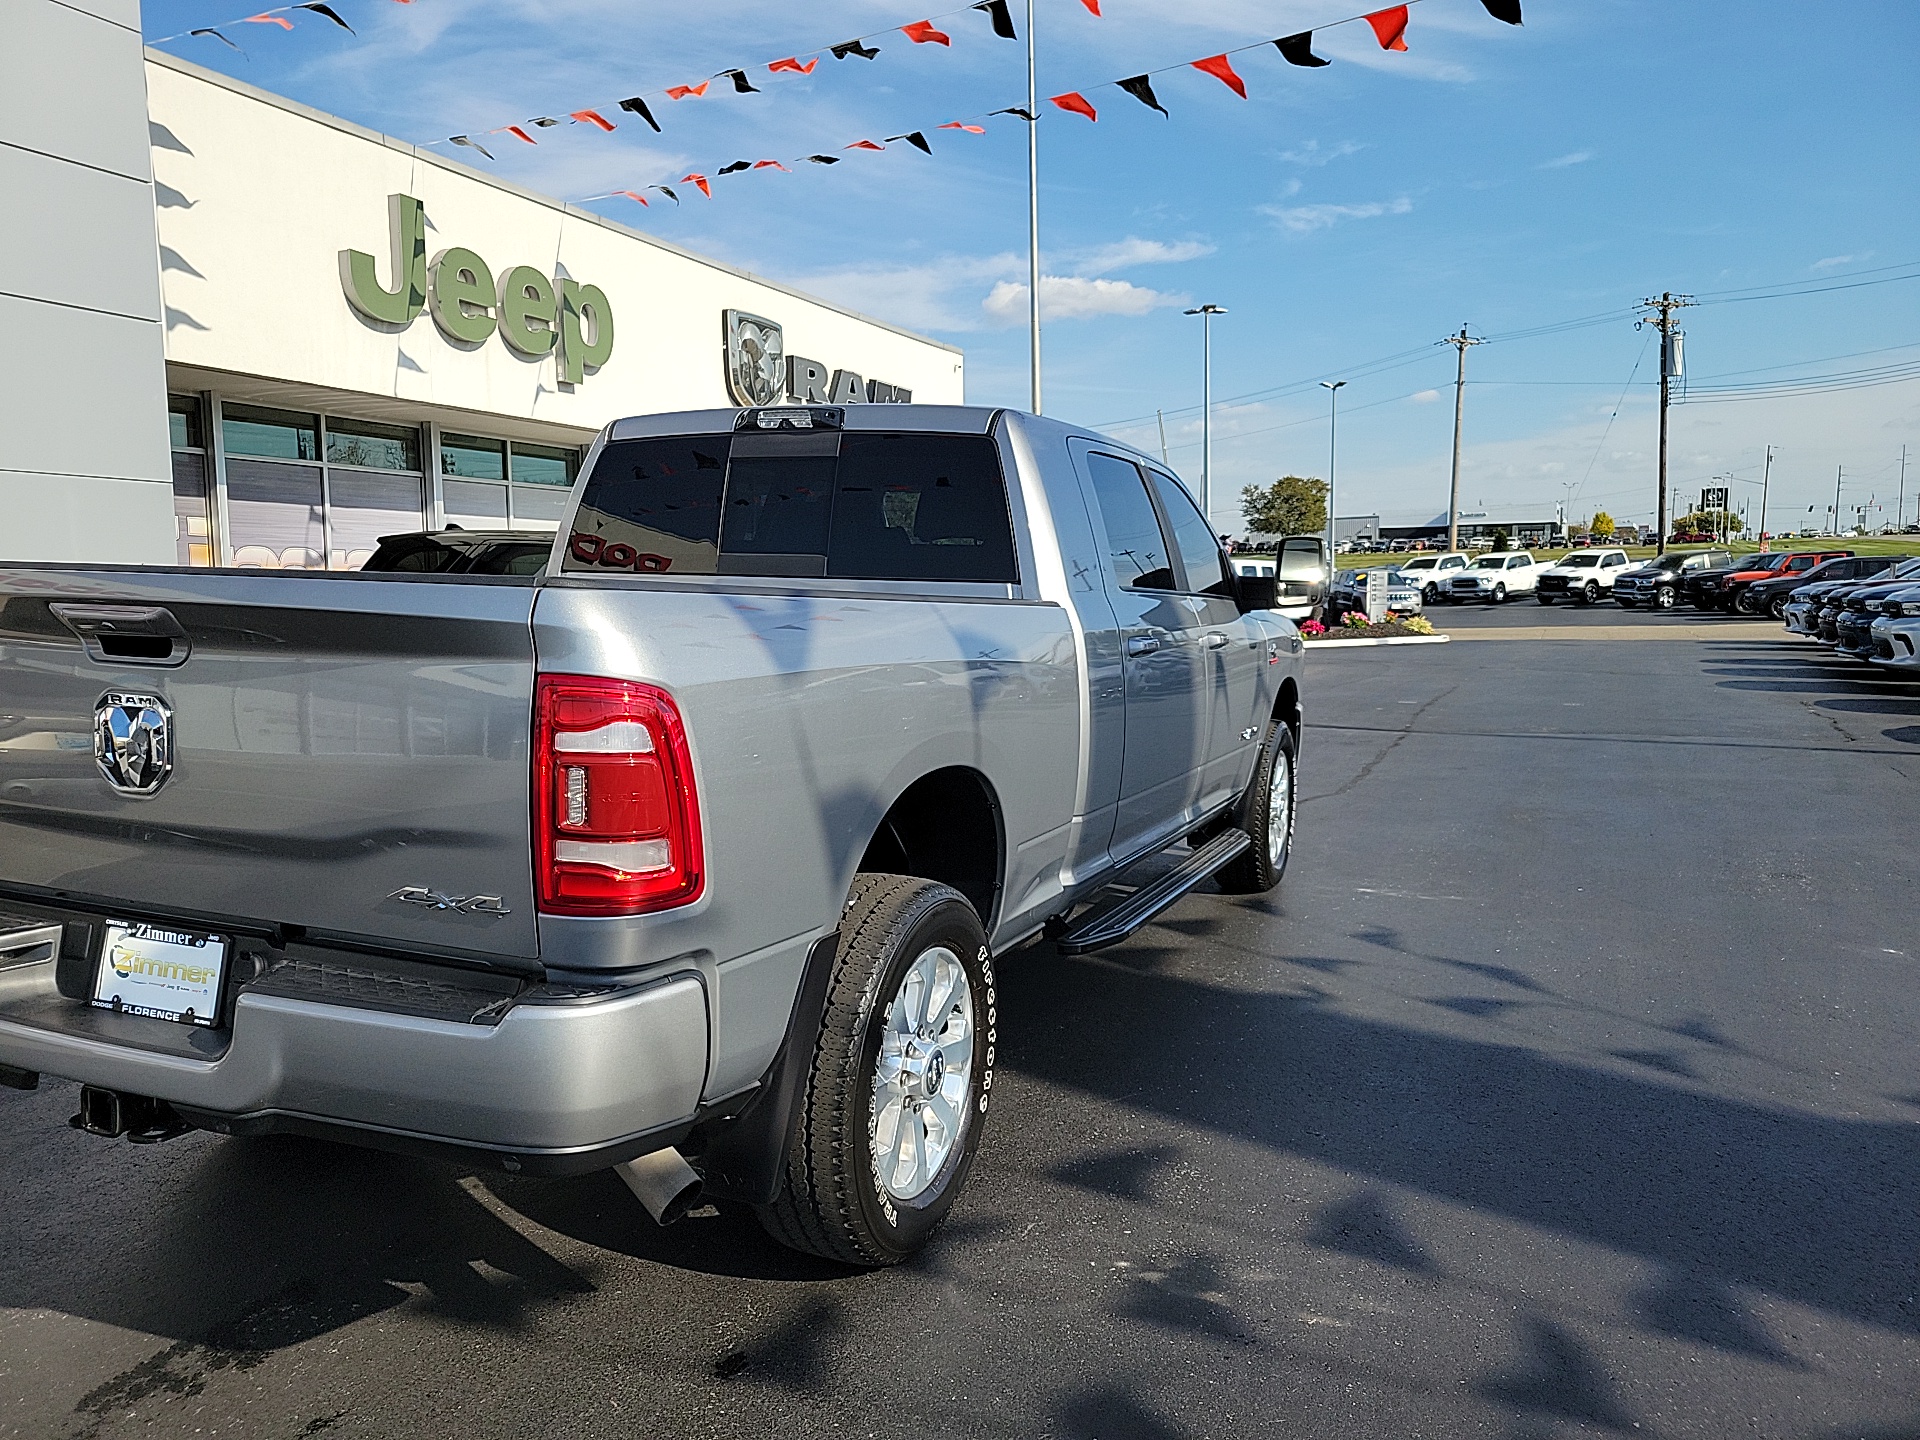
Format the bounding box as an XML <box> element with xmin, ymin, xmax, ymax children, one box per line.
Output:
<box><xmin>1260</xmin><ymin>197</ymin><xmax>1413</xmax><ymax>233</ymax></box>
<box><xmin>1812</xmin><ymin>253</ymin><xmax>1868</xmax><ymax>271</ymax></box>
<box><xmin>1278</xmin><ymin>140</ymin><xmax>1364</xmax><ymax>167</ymax></box>
<box><xmin>983</xmin><ymin>275</ymin><xmax>1184</xmax><ymax>325</ymax></box>
<box><xmin>787</xmin><ymin>253</ymin><xmax>1023</xmax><ymax>333</ymax></box>
<box><xmin>1539</xmin><ymin>150</ymin><xmax>1594</xmax><ymax>169</ymax></box>
<box><xmin>1411</xmin><ymin>389</ymin><xmax>1441</xmax><ymax>404</ymax></box>
<box><xmin>1070</xmin><ymin>237</ymin><xmax>1215</xmax><ymax>274</ymax></box>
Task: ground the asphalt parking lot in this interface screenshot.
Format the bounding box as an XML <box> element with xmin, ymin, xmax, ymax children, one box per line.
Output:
<box><xmin>4</xmin><ymin>629</ymin><xmax>1917</xmax><ymax>1440</ymax></box>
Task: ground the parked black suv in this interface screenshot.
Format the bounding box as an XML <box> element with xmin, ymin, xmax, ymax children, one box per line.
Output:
<box><xmin>1750</xmin><ymin>555</ymin><xmax>1902</xmax><ymax>621</ymax></box>
<box><xmin>1613</xmin><ymin>550</ymin><xmax>1734</xmax><ymax>610</ymax></box>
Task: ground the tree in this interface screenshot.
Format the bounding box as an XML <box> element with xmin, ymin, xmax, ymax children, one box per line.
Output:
<box><xmin>1241</xmin><ymin>475</ymin><xmax>1328</xmax><ymax>537</ymax></box>
<box><xmin>1589</xmin><ymin>511</ymin><xmax>1616</xmax><ymax>538</ymax></box>
<box><xmin>1491</xmin><ymin>528</ymin><xmax>1511</xmax><ymax>553</ymax></box>
<box><xmin>1671</xmin><ymin>509</ymin><xmax>1744</xmax><ymax>537</ymax></box>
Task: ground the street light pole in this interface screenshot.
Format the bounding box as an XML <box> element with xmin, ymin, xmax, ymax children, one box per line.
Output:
<box><xmin>1025</xmin><ymin>0</ymin><xmax>1041</xmax><ymax>414</ymax></box>
<box><xmin>1321</xmin><ymin>380</ymin><xmax>1346</xmax><ymax>560</ymax></box>
<box><xmin>1758</xmin><ymin>444</ymin><xmax>1774</xmax><ymax>548</ymax></box>
<box><xmin>1184</xmin><ymin>304</ymin><xmax>1226</xmax><ymax>524</ymax></box>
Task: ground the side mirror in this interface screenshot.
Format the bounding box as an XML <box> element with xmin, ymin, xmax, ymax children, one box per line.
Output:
<box><xmin>1235</xmin><ymin>572</ymin><xmax>1278</xmax><ymax>613</ymax></box>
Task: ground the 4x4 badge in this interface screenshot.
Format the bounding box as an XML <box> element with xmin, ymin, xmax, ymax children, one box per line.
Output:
<box><xmin>388</xmin><ymin>887</ymin><xmax>512</xmax><ymax>916</ymax></box>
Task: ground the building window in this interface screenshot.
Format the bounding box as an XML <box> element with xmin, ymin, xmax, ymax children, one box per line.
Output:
<box><xmin>442</xmin><ymin>433</ymin><xmax>579</xmax><ymax>532</ymax></box>
<box><xmin>168</xmin><ymin>394</ymin><xmax>212</xmax><ymax>567</ymax></box>
<box><xmin>220</xmin><ymin>403</ymin><xmax>426</xmax><ymax>569</ymax></box>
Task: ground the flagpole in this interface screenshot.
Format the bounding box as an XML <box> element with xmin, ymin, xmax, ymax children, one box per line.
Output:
<box><xmin>1025</xmin><ymin>0</ymin><xmax>1042</xmax><ymax>414</ymax></box>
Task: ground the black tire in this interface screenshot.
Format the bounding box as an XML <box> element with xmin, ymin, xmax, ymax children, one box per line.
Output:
<box><xmin>756</xmin><ymin>875</ymin><xmax>994</xmax><ymax>1266</ymax></box>
<box><xmin>1769</xmin><ymin>596</ymin><xmax>1788</xmax><ymax>620</ymax></box>
<box><xmin>1217</xmin><ymin>723</ymin><xmax>1296</xmax><ymax>895</ymax></box>
<box><xmin>1537</xmin><ymin>594</ymin><xmax>1555</xmax><ymax>606</ymax></box>
<box><xmin>1583</xmin><ymin>581</ymin><xmax>1601</xmax><ymax>605</ymax></box>
<box><xmin>1734</xmin><ymin>590</ymin><xmax>1760</xmax><ymax>616</ymax></box>
<box><xmin>1654</xmin><ymin>585</ymin><xmax>1677</xmax><ymax>610</ymax></box>
<box><xmin>1617</xmin><ymin>598</ymin><xmax>1638</xmax><ymax>609</ymax></box>
<box><xmin>1422</xmin><ymin>583</ymin><xmax>1439</xmax><ymax>606</ymax></box>
<box><xmin>1491</xmin><ymin>583</ymin><xmax>1507</xmax><ymax>605</ymax></box>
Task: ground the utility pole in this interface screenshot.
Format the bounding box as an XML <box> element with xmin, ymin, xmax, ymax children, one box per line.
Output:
<box><xmin>1025</xmin><ymin>0</ymin><xmax>1041</xmax><ymax>413</ymax></box>
<box><xmin>1758</xmin><ymin>444</ymin><xmax>1773</xmax><ymax>548</ymax></box>
<box><xmin>1185</xmin><ymin>304</ymin><xmax>1226</xmax><ymax>523</ymax></box>
<box><xmin>1899</xmin><ymin>445</ymin><xmax>1908</xmax><ymax>531</ymax></box>
<box><xmin>1832</xmin><ymin>464</ymin><xmax>1843</xmax><ymax>535</ymax></box>
<box><xmin>1321</xmin><ymin>380</ymin><xmax>1346</xmax><ymax>560</ymax></box>
<box><xmin>1636</xmin><ymin>291</ymin><xmax>1695</xmax><ymax>547</ymax></box>
<box><xmin>1155</xmin><ymin>409</ymin><xmax>1170</xmax><ymax>465</ymax></box>
<box><xmin>1440</xmin><ymin>326</ymin><xmax>1484</xmax><ymax>551</ymax></box>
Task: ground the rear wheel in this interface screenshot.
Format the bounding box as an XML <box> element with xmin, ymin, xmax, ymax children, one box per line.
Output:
<box><xmin>756</xmin><ymin>875</ymin><xmax>993</xmax><ymax>1266</ymax></box>
<box><xmin>1218</xmin><ymin>723</ymin><xmax>1296</xmax><ymax>895</ymax></box>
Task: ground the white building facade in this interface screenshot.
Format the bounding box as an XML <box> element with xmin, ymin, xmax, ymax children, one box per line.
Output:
<box><xmin>4</xmin><ymin>46</ymin><xmax>964</xmax><ymax>568</ymax></box>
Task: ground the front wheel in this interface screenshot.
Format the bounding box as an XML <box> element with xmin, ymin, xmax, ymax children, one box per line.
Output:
<box><xmin>1491</xmin><ymin>584</ymin><xmax>1507</xmax><ymax>604</ymax></box>
<box><xmin>1769</xmin><ymin>596</ymin><xmax>1788</xmax><ymax>620</ymax></box>
<box><xmin>1583</xmin><ymin>581</ymin><xmax>1601</xmax><ymax>605</ymax></box>
<box><xmin>756</xmin><ymin>875</ymin><xmax>993</xmax><ymax>1266</ymax></box>
<box><xmin>1537</xmin><ymin>594</ymin><xmax>1555</xmax><ymax>606</ymax></box>
<box><xmin>1654</xmin><ymin>585</ymin><xmax>1677</xmax><ymax>610</ymax></box>
<box><xmin>1422</xmin><ymin>583</ymin><xmax>1439</xmax><ymax>606</ymax></box>
<box><xmin>1218</xmin><ymin>722</ymin><xmax>1296</xmax><ymax>894</ymax></box>
<box><xmin>1734</xmin><ymin>590</ymin><xmax>1760</xmax><ymax>616</ymax></box>
<box><xmin>1617</xmin><ymin>598</ymin><xmax>1638</xmax><ymax>609</ymax></box>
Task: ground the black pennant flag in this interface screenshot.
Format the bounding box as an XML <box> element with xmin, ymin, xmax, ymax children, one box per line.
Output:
<box><xmin>294</xmin><ymin>3</ymin><xmax>353</xmax><ymax>32</ymax></box>
<box><xmin>449</xmin><ymin>134</ymin><xmax>494</xmax><ymax>160</ymax></box>
<box><xmin>530</xmin><ymin>116</ymin><xmax>560</xmax><ymax>128</ymax></box>
<box><xmin>806</xmin><ymin>154</ymin><xmax>841</xmax><ymax>164</ymax></box>
<box><xmin>617</xmin><ymin>96</ymin><xmax>661</xmax><ymax>132</ymax></box>
<box><xmin>655</xmin><ymin>185</ymin><xmax>680</xmax><ymax>203</ymax></box>
<box><xmin>973</xmin><ymin>0</ymin><xmax>1017</xmax><ymax>39</ymax></box>
<box><xmin>992</xmin><ymin>106</ymin><xmax>1036</xmax><ymax>121</ymax></box>
<box><xmin>717</xmin><ymin>160</ymin><xmax>752</xmax><ymax>175</ymax></box>
<box><xmin>189</xmin><ymin>27</ymin><xmax>241</xmax><ymax>51</ymax></box>
<box><xmin>1117</xmin><ymin>74</ymin><xmax>1168</xmax><ymax>116</ymax></box>
<box><xmin>888</xmin><ymin>131</ymin><xmax>933</xmax><ymax>154</ymax></box>
<box><xmin>1274</xmin><ymin>32</ymin><xmax>1331</xmax><ymax>67</ymax></box>
<box><xmin>831</xmin><ymin>39</ymin><xmax>880</xmax><ymax>60</ymax></box>
<box><xmin>1479</xmin><ymin>0</ymin><xmax>1522</xmax><ymax>22</ymax></box>
<box><xmin>721</xmin><ymin>69</ymin><xmax>760</xmax><ymax>94</ymax></box>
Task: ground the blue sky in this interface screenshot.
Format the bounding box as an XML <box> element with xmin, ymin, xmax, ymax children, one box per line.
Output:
<box><xmin>147</xmin><ymin>0</ymin><xmax>1920</xmax><ymax>534</ymax></box>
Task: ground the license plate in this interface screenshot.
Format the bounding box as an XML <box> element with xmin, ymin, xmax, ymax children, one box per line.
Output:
<box><xmin>92</xmin><ymin>921</ymin><xmax>229</xmax><ymax>1028</ymax></box>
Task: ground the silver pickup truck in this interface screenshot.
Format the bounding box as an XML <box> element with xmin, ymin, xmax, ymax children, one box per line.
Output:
<box><xmin>0</xmin><ymin>404</ymin><xmax>1304</xmax><ymax>1265</ymax></box>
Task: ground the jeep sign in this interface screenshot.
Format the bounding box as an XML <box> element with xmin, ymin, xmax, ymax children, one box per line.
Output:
<box><xmin>341</xmin><ymin>194</ymin><xmax>614</xmax><ymax>385</ymax></box>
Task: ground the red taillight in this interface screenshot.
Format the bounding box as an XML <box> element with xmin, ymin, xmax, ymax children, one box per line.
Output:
<box><xmin>534</xmin><ymin>675</ymin><xmax>704</xmax><ymax>915</ymax></box>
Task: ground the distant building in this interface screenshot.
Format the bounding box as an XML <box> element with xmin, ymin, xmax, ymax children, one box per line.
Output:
<box><xmin>1382</xmin><ymin>505</ymin><xmax>1568</xmax><ymax>548</ymax></box>
<box><xmin>1335</xmin><ymin>513</ymin><xmax>1382</xmax><ymax>546</ymax></box>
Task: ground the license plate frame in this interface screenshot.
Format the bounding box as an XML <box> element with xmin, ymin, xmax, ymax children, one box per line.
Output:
<box><xmin>91</xmin><ymin>920</ymin><xmax>230</xmax><ymax>1028</ymax></box>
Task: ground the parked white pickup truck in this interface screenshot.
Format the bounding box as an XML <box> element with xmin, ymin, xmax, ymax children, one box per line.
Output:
<box><xmin>1445</xmin><ymin>551</ymin><xmax>1543</xmax><ymax>604</ymax></box>
<box><xmin>1535</xmin><ymin>548</ymin><xmax>1634</xmax><ymax>605</ymax></box>
<box><xmin>0</xmin><ymin>403</ymin><xmax>1305</xmax><ymax>1266</ymax></box>
<box><xmin>1396</xmin><ymin>551</ymin><xmax>1472</xmax><ymax>606</ymax></box>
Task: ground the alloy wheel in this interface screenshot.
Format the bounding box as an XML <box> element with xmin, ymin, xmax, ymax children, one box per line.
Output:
<box><xmin>871</xmin><ymin>945</ymin><xmax>975</xmax><ymax>1202</ymax></box>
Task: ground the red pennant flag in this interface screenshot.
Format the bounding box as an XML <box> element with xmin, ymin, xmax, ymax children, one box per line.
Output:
<box><xmin>666</xmin><ymin>82</ymin><xmax>709</xmax><ymax>99</ymax></box>
<box><xmin>682</xmin><ymin>173</ymin><xmax>711</xmax><ymax>197</ymax></box>
<box><xmin>902</xmin><ymin>20</ymin><xmax>951</xmax><ymax>44</ymax></box>
<box><xmin>244</xmin><ymin>12</ymin><xmax>294</xmax><ymax>27</ymax></box>
<box><xmin>1080</xmin><ymin>0</ymin><xmax>1100</xmax><ymax>12</ymax></box>
<box><xmin>504</xmin><ymin>125</ymin><xmax>537</xmax><ymax>145</ymax></box>
<box><xmin>617</xmin><ymin>190</ymin><xmax>649</xmax><ymax>206</ymax></box>
<box><xmin>1191</xmin><ymin>54</ymin><xmax>1248</xmax><ymax>98</ymax></box>
<box><xmin>768</xmin><ymin>56</ymin><xmax>819</xmax><ymax>74</ymax></box>
<box><xmin>938</xmin><ymin>121</ymin><xmax>987</xmax><ymax>133</ymax></box>
<box><xmin>752</xmin><ymin>159</ymin><xmax>791</xmax><ymax>171</ymax></box>
<box><xmin>1049</xmin><ymin>91</ymin><xmax>1097</xmax><ymax>122</ymax></box>
<box><xmin>570</xmin><ymin>109</ymin><xmax>615</xmax><ymax>132</ymax></box>
<box><xmin>846</xmin><ymin>139</ymin><xmax>887</xmax><ymax>151</ymax></box>
<box><xmin>1365</xmin><ymin>5</ymin><xmax>1410</xmax><ymax>50</ymax></box>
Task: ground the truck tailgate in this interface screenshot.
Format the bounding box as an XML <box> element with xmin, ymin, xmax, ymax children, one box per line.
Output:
<box><xmin>0</xmin><ymin>568</ymin><xmax>539</xmax><ymax>962</ymax></box>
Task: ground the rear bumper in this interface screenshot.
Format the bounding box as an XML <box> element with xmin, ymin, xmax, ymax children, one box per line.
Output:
<box><xmin>0</xmin><ymin>951</ymin><xmax>710</xmax><ymax>1172</ymax></box>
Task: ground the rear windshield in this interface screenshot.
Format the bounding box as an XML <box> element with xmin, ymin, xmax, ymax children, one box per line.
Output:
<box><xmin>564</xmin><ymin>430</ymin><xmax>1018</xmax><ymax>584</ymax></box>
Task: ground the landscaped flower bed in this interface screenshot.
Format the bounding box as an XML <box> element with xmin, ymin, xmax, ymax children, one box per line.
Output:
<box><xmin>1301</xmin><ymin>614</ymin><xmax>1437</xmax><ymax>641</ymax></box>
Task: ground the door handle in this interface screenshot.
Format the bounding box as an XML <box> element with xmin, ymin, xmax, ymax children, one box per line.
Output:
<box><xmin>1203</xmin><ymin>631</ymin><xmax>1229</xmax><ymax>650</ymax></box>
<box><xmin>1125</xmin><ymin>635</ymin><xmax>1160</xmax><ymax>656</ymax></box>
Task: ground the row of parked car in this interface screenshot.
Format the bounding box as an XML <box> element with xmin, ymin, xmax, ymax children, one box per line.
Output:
<box><xmin>1777</xmin><ymin>554</ymin><xmax>1920</xmax><ymax>669</ymax></box>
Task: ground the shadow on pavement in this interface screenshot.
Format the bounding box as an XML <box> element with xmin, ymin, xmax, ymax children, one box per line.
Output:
<box><xmin>999</xmin><ymin>950</ymin><xmax>1920</xmax><ymax>1340</ymax></box>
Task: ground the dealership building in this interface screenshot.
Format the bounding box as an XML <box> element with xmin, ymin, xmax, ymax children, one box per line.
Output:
<box><xmin>5</xmin><ymin>0</ymin><xmax>964</xmax><ymax>567</ymax></box>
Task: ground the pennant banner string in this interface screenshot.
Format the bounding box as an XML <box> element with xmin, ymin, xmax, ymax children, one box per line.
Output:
<box><xmin>420</xmin><ymin>0</ymin><xmax>1070</xmax><ymax>155</ymax></box>
<box><xmin>576</xmin><ymin>0</ymin><xmax>1519</xmax><ymax>206</ymax></box>
<box><xmin>151</xmin><ymin>0</ymin><xmax>377</xmax><ymax>46</ymax></box>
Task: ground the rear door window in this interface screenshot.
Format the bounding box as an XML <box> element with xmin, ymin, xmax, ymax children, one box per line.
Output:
<box><xmin>1085</xmin><ymin>453</ymin><xmax>1176</xmax><ymax>590</ymax></box>
<box><xmin>565</xmin><ymin>429</ymin><xmax>1016</xmax><ymax>583</ymax></box>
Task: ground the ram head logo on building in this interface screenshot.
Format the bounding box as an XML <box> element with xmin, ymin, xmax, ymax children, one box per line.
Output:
<box><xmin>723</xmin><ymin>310</ymin><xmax>786</xmax><ymax>407</ymax></box>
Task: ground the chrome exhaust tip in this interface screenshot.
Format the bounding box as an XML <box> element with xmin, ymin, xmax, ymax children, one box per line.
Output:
<box><xmin>616</xmin><ymin>1146</ymin><xmax>704</xmax><ymax>1226</ymax></box>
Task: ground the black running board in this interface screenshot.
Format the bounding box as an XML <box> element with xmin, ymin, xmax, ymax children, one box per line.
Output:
<box><xmin>1055</xmin><ymin>829</ymin><xmax>1252</xmax><ymax>956</ymax></box>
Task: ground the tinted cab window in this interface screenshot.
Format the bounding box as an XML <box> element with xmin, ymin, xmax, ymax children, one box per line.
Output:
<box><xmin>1145</xmin><ymin>472</ymin><xmax>1232</xmax><ymax>597</ymax></box>
<box><xmin>566</xmin><ymin>429</ymin><xmax>1017</xmax><ymax>583</ymax></box>
<box><xmin>1086</xmin><ymin>453</ymin><xmax>1175</xmax><ymax>590</ymax></box>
